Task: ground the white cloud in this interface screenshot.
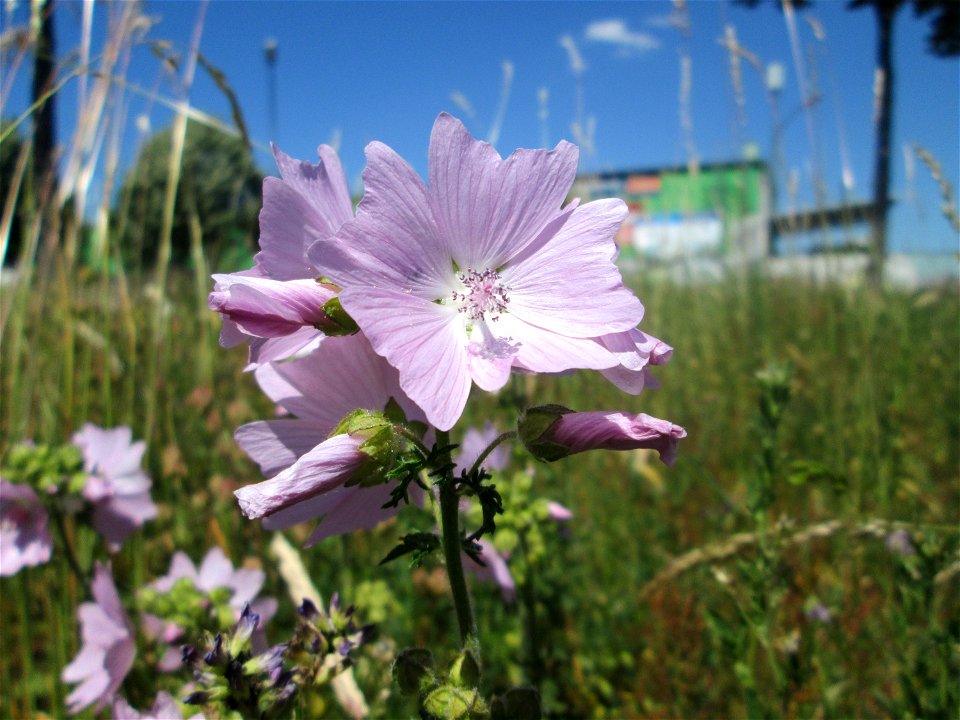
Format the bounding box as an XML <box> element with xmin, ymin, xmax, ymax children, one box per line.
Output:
<box><xmin>585</xmin><ymin>19</ymin><xmax>660</xmax><ymax>54</ymax></box>
<box><xmin>558</xmin><ymin>34</ymin><xmax>585</xmax><ymax>74</ymax></box>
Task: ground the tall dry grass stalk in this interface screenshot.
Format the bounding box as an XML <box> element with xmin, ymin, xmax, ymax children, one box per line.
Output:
<box><xmin>144</xmin><ymin>0</ymin><xmax>208</xmax><ymax>442</ymax></box>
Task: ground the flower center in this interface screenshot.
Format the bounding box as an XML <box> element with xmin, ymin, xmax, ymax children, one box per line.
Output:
<box><xmin>451</xmin><ymin>268</ymin><xmax>509</xmax><ymax>321</ymax></box>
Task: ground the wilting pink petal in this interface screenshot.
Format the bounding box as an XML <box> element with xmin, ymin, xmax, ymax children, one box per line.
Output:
<box><xmin>234</xmin><ymin>435</ymin><xmax>369</xmax><ymax>520</ymax></box>
<box><xmin>598</xmin><ymin>329</ymin><xmax>673</xmax><ymax>394</ymax></box>
<box><xmin>71</xmin><ymin>425</ymin><xmax>157</xmax><ymax>552</ymax></box>
<box><xmin>0</xmin><ymin>480</ymin><xmax>53</xmax><ymax>575</ymax></box>
<box><xmin>63</xmin><ymin>563</ymin><xmax>136</xmax><ymax>714</ymax></box>
<box><xmin>311</xmin><ymin>113</ymin><xmax>644</xmax><ymax>430</ymax></box>
<box><xmin>520</xmin><ymin>407</ymin><xmax>687</xmax><ymax>466</ymax></box>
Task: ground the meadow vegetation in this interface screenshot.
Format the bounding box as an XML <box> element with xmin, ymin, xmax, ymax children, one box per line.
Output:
<box><xmin>1</xmin><ymin>1</ymin><xmax>957</xmax><ymax>716</ymax></box>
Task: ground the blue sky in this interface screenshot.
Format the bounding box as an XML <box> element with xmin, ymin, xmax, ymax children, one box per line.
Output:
<box><xmin>5</xmin><ymin>0</ymin><xmax>959</xmax><ymax>253</ymax></box>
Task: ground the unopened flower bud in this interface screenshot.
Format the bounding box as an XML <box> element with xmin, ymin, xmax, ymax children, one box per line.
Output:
<box><xmin>518</xmin><ymin>406</ymin><xmax>686</xmax><ymax>466</ymax></box>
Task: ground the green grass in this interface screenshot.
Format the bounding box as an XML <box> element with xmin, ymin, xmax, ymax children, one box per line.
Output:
<box><xmin>1</xmin><ymin>267</ymin><xmax>957</xmax><ymax>718</ymax></box>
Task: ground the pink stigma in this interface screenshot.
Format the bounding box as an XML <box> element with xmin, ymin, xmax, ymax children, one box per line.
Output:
<box><xmin>451</xmin><ymin>268</ymin><xmax>510</xmax><ymax>321</ymax></box>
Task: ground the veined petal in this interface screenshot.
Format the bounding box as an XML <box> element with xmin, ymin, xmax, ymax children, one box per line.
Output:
<box><xmin>302</xmin><ymin>482</ymin><xmax>400</xmax><ymax>546</ymax></box>
<box><xmin>503</xmin><ymin>198</ymin><xmax>644</xmax><ymax>337</ymax></box>
<box><xmin>547</xmin><ymin>410</ymin><xmax>687</xmax><ymax>466</ymax></box>
<box><xmin>338</xmin><ymin>288</ymin><xmax>471</xmax><ymax>431</ymax></box>
<box><xmin>495</xmin><ymin>314</ymin><xmax>618</xmax><ymax>373</ymax></box>
<box><xmin>427</xmin><ymin>112</ymin><xmax>579</xmax><ymax>269</ymax></box>
<box><xmin>256</xmin><ymin>178</ymin><xmax>328</xmax><ymax>280</ymax></box>
<box><xmin>234</xmin><ymin>435</ymin><xmax>368</xmax><ymax>520</ymax></box>
<box><xmin>251</xmin><ymin>333</ymin><xmax>420</xmax><ymax>428</ymax></box>
<box><xmin>246</xmin><ymin>327</ymin><xmax>324</xmax><ymax>367</ymax></box>
<box><xmin>209</xmin><ymin>275</ymin><xmax>336</xmax><ymax>338</ymax></box>
<box><xmin>234</xmin><ymin>419</ymin><xmax>330</xmax><ymax>477</ymax></box>
<box><xmin>272</xmin><ymin>144</ymin><xmax>353</xmax><ymax>237</ymax></box>
<box><xmin>312</xmin><ymin>141</ymin><xmax>450</xmax><ymax>295</ymax></box>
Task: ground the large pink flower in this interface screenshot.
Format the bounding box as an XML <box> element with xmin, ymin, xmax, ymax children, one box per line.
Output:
<box><xmin>309</xmin><ymin>113</ymin><xmax>645</xmax><ymax>430</ymax></box>
<box><xmin>62</xmin><ymin>563</ymin><xmax>136</xmax><ymax>714</ymax></box>
<box><xmin>233</xmin><ymin>332</ymin><xmax>427</xmax><ymax>546</ymax></box>
<box><xmin>71</xmin><ymin>424</ymin><xmax>157</xmax><ymax>552</ymax></box>
<box><xmin>0</xmin><ymin>479</ymin><xmax>53</xmax><ymax>575</ymax></box>
<box><xmin>210</xmin><ymin>144</ymin><xmax>354</xmax><ymax>366</ymax></box>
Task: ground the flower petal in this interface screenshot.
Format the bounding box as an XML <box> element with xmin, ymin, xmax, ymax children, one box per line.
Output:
<box><xmin>338</xmin><ymin>288</ymin><xmax>470</xmax><ymax>431</ymax></box>
<box><xmin>503</xmin><ymin>198</ymin><xmax>643</xmax><ymax>337</ymax></box>
<box><xmin>302</xmin><ymin>482</ymin><xmax>400</xmax><ymax>547</ymax></box>
<box><xmin>427</xmin><ymin>112</ymin><xmax>579</xmax><ymax>269</ymax></box>
<box><xmin>234</xmin><ymin>419</ymin><xmax>330</xmax><ymax>477</ymax></box>
<box><xmin>234</xmin><ymin>435</ymin><xmax>368</xmax><ymax>520</ymax></box>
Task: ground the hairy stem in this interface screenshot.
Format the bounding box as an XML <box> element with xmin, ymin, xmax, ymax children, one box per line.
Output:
<box><xmin>468</xmin><ymin>430</ymin><xmax>517</xmax><ymax>478</ymax></box>
<box><xmin>52</xmin><ymin>509</ymin><xmax>87</xmax><ymax>584</ymax></box>
<box><xmin>436</xmin><ymin>429</ymin><xmax>477</xmax><ymax>646</ymax></box>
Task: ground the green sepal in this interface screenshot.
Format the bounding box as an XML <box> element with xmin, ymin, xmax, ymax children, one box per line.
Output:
<box><xmin>517</xmin><ymin>405</ymin><xmax>573</xmax><ymax>462</ymax></box>
<box><xmin>392</xmin><ymin>647</ymin><xmax>435</xmax><ymax>696</ymax></box>
<box><xmin>422</xmin><ymin>684</ymin><xmax>482</xmax><ymax>720</ymax></box>
<box><xmin>448</xmin><ymin>648</ymin><xmax>481</xmax><ymax>689</ymax></box>
<box><xmin>319</xmin><ymin>296</ymin><xmax>359</xmax><ymax>336</ymax></box>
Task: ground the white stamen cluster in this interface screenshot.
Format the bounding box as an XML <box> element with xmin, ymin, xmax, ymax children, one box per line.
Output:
<box><xmin>451</xmin><ymin>268</ymin><xmax>510</xmax><ymax>321</ymax></box>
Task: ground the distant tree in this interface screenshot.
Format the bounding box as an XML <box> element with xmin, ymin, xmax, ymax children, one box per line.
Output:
<box><xmin>1</xmin><ymin>120</ymin><xmax>26</xmax><ymax>265</ymax></box>
<box><xmin>116</xmin><ymin>121</ymin><xmax>262</xmax><ymax>270</ymax></box>
<box><xmin>737</xmin><ymin>0</ymin><xmax>959</xmax><ymax>286</ymax></box>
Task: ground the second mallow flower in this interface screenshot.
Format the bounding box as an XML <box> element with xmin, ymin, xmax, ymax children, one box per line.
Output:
<box><xmin>518</xmin><ymin>405</ymin><xmax>687</xmax><ymax>465</ymax></box>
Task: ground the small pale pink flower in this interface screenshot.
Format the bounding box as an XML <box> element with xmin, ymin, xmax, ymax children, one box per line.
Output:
<box><xmin>545</xmin><ymin>501</ymin><xmax>573</xmax><ymax>522</ymax></box>
<box><xmin>71</xmin><ymin>424</ymin><xmax>157</xmax><ymax>552</ymax></box>
<box><xmin>62</xmin><ymin>563</ymin><xmax>136</xmax><ymax>714</ymax></box>
<box><xmin>0</xmin><ymin>479</ymin><xmax>53</xmax><ymax>575</ymax></box>
<box><xmin>233</xmin><ymin>332</ymin><xmax>427</xmax><ymax>546</ymax></box>
<box><xmin>520</xmin><ymin>406</ymin><xmax>687</xmax><ymax>466</ymax></box>
<box><xmin>310</xmin><ymin>113</ymin><xmax>644</xmax><ymax>430</ymax></box>
<box><xmin>211</xmin><ymin>144</ymin><xmax>354</xmax><ymax>366</ymax></box>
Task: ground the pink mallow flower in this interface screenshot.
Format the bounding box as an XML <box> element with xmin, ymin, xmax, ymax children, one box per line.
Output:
<box><xmin>233</xmin><ymin>332</ymin><xmax>427</xmax><ymax>546</ymax></box>
<box><xmin>62</xmin><ymin>563</ymin><xmax>136</xmax><ymax>714</ymax></box>
<box><xmin>0</xmin><ymin>479</ymin><xmax>53</xmax><ymax>575</ymax></box>
<box><xmin>210</xmin><ymin>144</ymin><xmax>354</xmax><ymax>366</ymax></box>
<box><xmin>519</xmin><ymin>406</ymin><xmax>687</xmax><ymax>466</ymax></box>
<box><xmin>309</xmin><ymin>113</ymin><xmax>645</xmax><ymax>430</ymax></box>
<box><xmin>71</xmin><ymin>424</ymin><xmax>157</xmax><ymax>552</ymax></box>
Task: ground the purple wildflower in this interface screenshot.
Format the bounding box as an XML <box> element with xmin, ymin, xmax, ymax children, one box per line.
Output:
<box><xmin>309</xmin><ymin>113</ymin><xmax>645</xmax><ymax>430</ymax></box>
<box><xmin>804</xmin><ymin>602</ymin><xmax>833</xmax><ymax>624</ymax></box>
<box><xmin>233</xmin><ymin>332</ymin><xmax>427</xmax><ymax>546</ymax></box>
<box><xmin>0</xmin><ymin>479</ymin><xmax>53</xmax><ymax>575</ymax></box>
<box><xmin>211</xmin><ymin>144</ymin><xmax>353</xmax><ymax>366</ymax></box>
<box><xmin>62</xmin><ymin>563</ymin><xmax>136</xmax><ymax>714</ymax></box>
<box><xmin>519</xmin><ymin>406</ymin><xmax>687</xmax><ymax>466</ymax></box>
<box><xmin>598</xmin><ymin>329</ymin><xmax>674</xmax><ymax>394</ymax></box>
<box><xmin>885</xmin><ymin>528</ymin><xmax>916</xmax><ymax>556</ymax></box>
<box><xmin>71</xmin><ymin>424</ymin><xmax>157</xmax><ymax>552</ymax></box>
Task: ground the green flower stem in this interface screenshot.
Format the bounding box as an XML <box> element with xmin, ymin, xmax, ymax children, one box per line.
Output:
<box><xmin>436</xmin><ymin>429</ymin><xmax>477</xmax><ymax>646</ymax></box>
<box><xmin>52</xmin><ymin>508</ymin><xmax>88</xmax><ymax>584</ymax></box>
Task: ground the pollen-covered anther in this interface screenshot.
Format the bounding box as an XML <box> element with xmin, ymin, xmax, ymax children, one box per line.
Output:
<box><xmin>451</xmin><ymin>268</ymin><xmax>510</xmax><ymax>321</ymax></box>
